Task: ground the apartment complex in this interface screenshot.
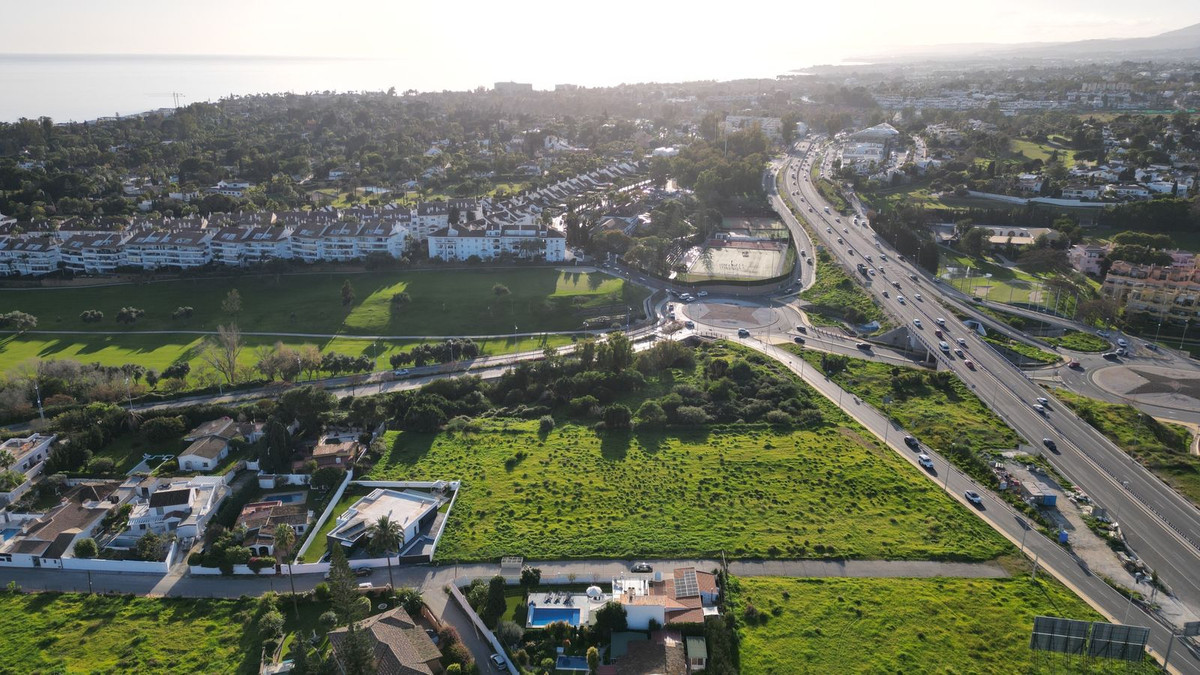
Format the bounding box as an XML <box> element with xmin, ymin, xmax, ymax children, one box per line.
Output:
<box><xmin>1102</xmin><ymin>259</ymin><xmax>1200</xmax><ymax>322</ymax></box>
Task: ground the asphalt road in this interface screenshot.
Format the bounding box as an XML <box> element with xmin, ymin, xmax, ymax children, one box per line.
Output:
<box><xmin>782</xmin><ymin>141</ymin><xmax>1200</xmax><ymax>672</ymax></box>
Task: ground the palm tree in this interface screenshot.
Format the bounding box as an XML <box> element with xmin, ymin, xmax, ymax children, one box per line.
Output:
<box><xmin>273</xmin><ymin>523</ymin><xmax>299</xmax><ymax>619</ymax></box>
<box><xmin>366</xmin><ymin>515</ymin><xmax>402</xmax><ymax>591</ymax></box>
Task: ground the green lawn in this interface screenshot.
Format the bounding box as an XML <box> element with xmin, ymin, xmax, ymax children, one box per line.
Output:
<box><xmin>0</xmin><ymin>592</ymin><xmax>281</xmax><ymax>674</ymax></box>
<box><xmin>366</xmin><ymin>419</ymin><xmax>1010</xmax><ymax>563</ymax></box>
<box><xmin>789</xmin><ymin>348</ymin><xmax>1023</xmax><ymax>455</ymax></box>
<box><xmin>1053</xmin><ymin>389</ymin><xmax>1200</xmax><ymax>508</ymax></box>
<box><xmin>299</xmin><ymin>485</ymin><xmax>374</xmax><ymax>562</ymax></box>
<box><xmin>733</xmin><ymin>576</ymin><xmax>1114</xmax><ymax>674</ymax></box>
<box><xmin>2</xmin><ymin>269</ymin><xmax>644</xmax><ymax>336</ymax></box>
<box><xmin>800</xmin><ymin>250</ymin><xmax>883</xmax><ymax>327</ymax></box>
<box><xmin>1010</xmin><ymin>138</ymin><xmax>1078</xmax><ymax>165</ymax></box>
<box><xmin>982</xmin><ymin>333</ymin><xmax>1061</xmax><ymax>365</ymax></box>
<box><xmin>1044</xmin><ymin>330</ymin><xmax>1109</xmax><ymax>352</ymax></box>
<box><xmin>0</xmin><ymin>268</ymin><xmax>628</xmax><ymax>376</ymax></box>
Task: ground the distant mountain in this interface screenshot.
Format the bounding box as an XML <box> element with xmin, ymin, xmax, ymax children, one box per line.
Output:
<box><xmin>857</xmin><ymin>22</ymin><xmax>1200</xmax><ymax>64</ymax></box>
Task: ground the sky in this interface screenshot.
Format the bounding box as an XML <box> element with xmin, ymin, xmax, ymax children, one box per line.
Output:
<box><xmin>2</xmin><ymin>0</ymin><xmax>1199</xmax><ymax>88</ymax></box>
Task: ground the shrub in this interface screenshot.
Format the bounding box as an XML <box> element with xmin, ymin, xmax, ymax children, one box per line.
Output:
<box><xmin>635</xmin><ymin>400</ymin><xmax>667</xmax><ymax>429</ymax></box>
<box><xmin>248</xmin><ymin>557</ymin><xmax>273</xmax><ymax>574</ymax></box>
<box><xmin>141</xmin><ymin>416</ymin><xmax>186</xmax><ymax>443</ymax></box>
<box><xmin>437</xmin><ymin>624</ymin><xmax>461</xmax><ymax>647</ymax></box>
<box><xmin>319</xmin><ymin>610</ymin><xmax>339</xmax><ymax>630</ymax></box>
<box><xmin>603</xmin><ymin>404</ymin><xmax>632</xmax><ymax>430</ymax></box>
<box><xmin>80</xmin><ymin>310</ymin><xmax>104</xmax><ymax>323</ymax></box>
<box><xmin>314</xmin><ymin>582</ymin><xmax>331</xmax><ymax>602</ymax></box>
<box><xmin>87</xmin><ymin>457</ymin><xmax>116</xmax><ymax>474</ymax></box>
<box><xmin>673</xmin><ymin>405</ymin><xmax>710</xmax><ymax>425</ymax></box>
<box><xmin>765</xmin><ymin>410</ymin><xmax>792</xmax><ymax>427</ymax></box>
<box><xmin>73</xmin><ymin>538</ymin><xmax>98</xmax><ymax>559</ymax></box>
<box><xmin>258</xmin><ymin>610</ymin><xmax>285</xmax><ymax>641</ymax></box>
<box><xmin>538</xmin><ymin>415</ymin><xmax>555</xmax><ymax>434</ymax></box>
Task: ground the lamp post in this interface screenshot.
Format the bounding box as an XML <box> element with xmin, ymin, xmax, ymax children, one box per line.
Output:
<box><xmin>1180</xmin><ymin>319</ymin><xmax>1191</xmax><ymax>350</ymax></box>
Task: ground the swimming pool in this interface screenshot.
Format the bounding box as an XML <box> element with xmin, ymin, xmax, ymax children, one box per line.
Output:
<box><xmin>0</xmin><ymin>528</ymin><xmax>19</xmax><ymax>542</ymax></box>
<box><xmin>527</xmin><ymin>606</ymin><xmax>580</xmax><ymax>627</ymax></box>
<box><xmin>263</xmin><ymin>491</ymin><xmax>305</xmax><ymax>504</ymax></box>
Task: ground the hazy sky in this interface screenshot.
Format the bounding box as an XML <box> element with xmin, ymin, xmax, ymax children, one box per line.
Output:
<box><xmin>2</xmin><ymin>0</ymin><xmax>1198</xmax><ymax>86</ymax></box>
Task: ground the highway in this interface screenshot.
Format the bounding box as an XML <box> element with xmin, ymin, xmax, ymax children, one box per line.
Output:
<box><xmin>782</xmin><ymin>138</ymin><xmax>1200</xmax><ymax>671</ymax></box>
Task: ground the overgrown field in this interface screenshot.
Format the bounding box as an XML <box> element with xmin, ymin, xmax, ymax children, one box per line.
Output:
<box><xmin>800</xmin><ymin>250</ymin><xmax>884</xmax><ymax>327</ymax></box>
<box><xmin>1044</xmin><ymin>330</ymin><xmax>1110</xmax><ymax>352</ymax></box>
<box><xmin>368</xmin><ymin>418</ymin><xmax>1009</xmax><ymax>562</ymax></box>
<box><xmin>0</xmin><ymin>592</ymin><xmax>273</xmax><ymax>673</ymax></box>
<box><xmin>1053</xmin><ymin>389</ymin><xmax>1199</xmax><ymax>507</ymax></box>
<box><xmin>733</xmin><ymin>576</ymin><xmax>1110</xmax><ymax>674</ymax></box>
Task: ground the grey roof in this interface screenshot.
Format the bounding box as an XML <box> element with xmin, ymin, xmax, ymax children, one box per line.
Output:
<box><xmin>148</xmin><ymin>488</ymin><xmax>192</xmax><ymax>508</ymax></box>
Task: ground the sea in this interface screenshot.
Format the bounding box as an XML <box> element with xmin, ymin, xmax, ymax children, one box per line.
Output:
<box><xmin>0</xmin><ymin>53</ymin><xmax>849</xmax><ymax>124</ymax></box>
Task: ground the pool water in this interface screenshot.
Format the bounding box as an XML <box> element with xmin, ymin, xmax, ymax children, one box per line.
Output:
<box><xmin>528</xmin><ymin>606</ymin><xmax>580</xmax><ymax>627</ymax></box>
<box><xmin>263</xmin><ymin>492</ymin><xmax>305</xmax><ymax>504</ymax></box>
<box><xmin>0</xmin><ymin>528</ymin><xmax>19</xmax><ymax>542</ymax></box>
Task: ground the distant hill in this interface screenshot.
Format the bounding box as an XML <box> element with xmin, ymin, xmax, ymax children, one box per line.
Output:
<box><xmin>857</xmin><ymin>22</ymin><xmax>1200</xmax><ymax>64</ymax></box>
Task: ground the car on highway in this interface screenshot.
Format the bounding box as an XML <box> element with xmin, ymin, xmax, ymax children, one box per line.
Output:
<box><xmin>796</xmin><ymin>325</ymin><xmax>807</xmax><ymax>334</ymax></box>
<box><xmin>914</xmin><ymin>294</ymin><xmax>922</xmax><ymax>301</ymax></box>
<box><xmin>392</xmin><ymin>368</ymin><xmax>411</xmax><ymax>377</ymax></box>
<box><xmin>897</xmin><ymin>295</ymin><xmax>905</xmax><ymax>304</ymax></box>
<box><xmin>912</xmin><ymin>318</ymin><xmax>922</xmax><ymax>328</ymax></box>
<box><xmin>1103</xmin><ymin>352</ymin><xmax>1120</xmax><ymax>360</ymax></box>
<box><xmin>737</xmin><ymin>328</ymin><xmax>750</xmax><ymax>337</ymax></box>
<box><xmin>935</xmin><ymin>317</ymin><xmax>946</xmax><ymax>326</ymax></box>
<box><xmin>1068</xmin><ymin>360</ymin><xmax>1081</xmax><ymax>369</ymax></box>
<box><xmin>880</xmin><ymin>254</ymin><xmax>887</xmax><ymax>261</ymax></box>
<box><xmin>918</xmin><ymin>454</ymin><xmax>935</xmax><ymax>469</ymax></box>
<box><xmin>934</xmin><ymin>329</ymin><xmax>943</xmax><ymax>338</ymax></box>
<box><xmin>963</xmin><ymin>360</ymin><xmax>975</xmax><ymax>370</ymax></box>
<box><xmin>892</xmin><ymin>281</ymin><xmax>901</xmax><ymax>289</ymax></box>
<box><xmin>1036</xmin><ymin>397</ymin><xmax>1050</xmax><ymax>407</ymax></box>
<box><xmin>956</xmin><ymin>337</ymin><xmax>966</xmax><ymax>347</ymax></box>
<box><xmin>631</xmin><ymin>562</ymin><xmax>653</xmax><ymax>573</ymax></box>
<box><xmin>793</xmin><ymin>336</ymin><xmax>805</xmax><ymax>344</ymax></box>
<box><xmin>843</xmin><ymin>228</ymin><xmax>849</xmax><ymax>234</ymax></box>
<box><xmin>882</xmin><ymin>290</ymin><xmax>889</xmax><ymax>297</ymax></box>
<box><xmin>938</xmin><ymin>341</ymin><xmax>950</xmax><ymax>352</ymax></box>
<box><xmin>1043</xmin><ymin>438</ymin><xmax>1058</xmax><ymax>453</ymax></box>
<box><xmin>848</xmin><ymin>249</ymin><xmax>855</xmax><ymax>256</ymax></box>
<box><xmin>904</xmin><ymin>436</ymin><xmax>920</xmax><ymax>450</ymax></box>
<box><xmin>809</xmin><ymin>207</ymin><xmax>814</xmax><ymax>212</ymax></box>
<box><xmin>856</xmin><ymin>342</ymin><xmax>872</xmax><ymax>351</ymax></box>
<box><xmin>964</xmin><ymin>490</ymin><xmax>984</xmax><ymax>507</ymax></box>
<box><xmin>826</xmin><ymin>227</ymin><xmax>832</xmax><ymax>233</ymax></box>
<box><xmin>1033</xmin><ymin>404</ymin><xmax>1046</xmax><ymax>414</ymax></box>
<box><xmin>909</xmin><ymin>274</ymin><xmax>918</xmax><ymax>281</ymax></box>
<box><xmin>698</xmin><ymin>290</ymin><xmax>709</xmax><ymax>297</ymax></box>
<box><xmin>837</xmin><ymin>237</ymin><xmax>843</xmax><ymax>244</ymax></box>
<box><xmin>954</xmin><ymin>348</ymin><xmax>964</xmax><ymax>357</ymax></box>
<box><xmin>868</xmin><ymin>268</ymin><xmax>876</xmax><ymax>276</ymax></box>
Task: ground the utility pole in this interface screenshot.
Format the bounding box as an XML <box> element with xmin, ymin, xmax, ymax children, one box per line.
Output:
<box><xmin>33</xmin><ymin>380</ymin><xmax>44</xmax><ymax>422</ymax></box>
<box><xmin>1031</xmin><ymin>553</ymin><xmax>1039</xmax><ymax>582</ymax></box>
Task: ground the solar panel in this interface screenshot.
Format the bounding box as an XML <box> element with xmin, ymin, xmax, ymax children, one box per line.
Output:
<box><xmin>1088</xmin><ymin>623</ymin><xmax>1149</xmax><ymax>663</ymax></box>
<box><xmin>1030</xmin><ymin>616</ymin><xmax>1090</xmax><ymax>655</ymax></box>
<box><xmin>676</xmin><ymin>569</ymin><xmax>699</xmax><ymax>598</ymax></box>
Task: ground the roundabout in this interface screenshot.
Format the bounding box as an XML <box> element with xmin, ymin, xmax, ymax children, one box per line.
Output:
<box><xmin>680</xmin><ymin>298</ymin><xmax>787</xmax><ymax>331</ymax></box>
<box><xmin>1090</xmin><ymin>364</ymin><xmax>1200</xmax><ymax>410</ymax></box>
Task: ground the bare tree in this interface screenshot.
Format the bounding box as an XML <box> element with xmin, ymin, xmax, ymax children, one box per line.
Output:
<box><xmin>200</xmin><ymin>324</ymin><xmax>244</xmax><ymax>385</ymax></box>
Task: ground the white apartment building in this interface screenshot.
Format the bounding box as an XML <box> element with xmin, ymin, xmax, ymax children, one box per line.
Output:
<box><xmin>411</xmin><ymin>202</ymin><xmax>449</xmax><ymax>241</ymax></box>
<box><xmin>0</xmin><ymin>236</ymin><xmax>61</xmax><ymax>276</ymax></box>
<box><xmin>209</xmin><ymin>225</ymin><xmax>294</xmax><ymax>265</ymax></box>
<box><xmin>1068</xmin><ymin>243</ymin><xmax>1109</xmax><ymax>276</ymax></box>
<box><xmin>427</xmin><ymin>223</ymin><xmax>566</xmax><ymax>262</ymax></box>
<box><xmin>58</xmin><ymin>231</ymin><xmax>131</xmax><ymax>273</ymax></box>
<box><xmin>1061</xmin><ymin>184</ymin><xmax>1102</xmax><ymax>200</ymax></box>
<box><xmin>318</xmin><ymin>221</ymin><xmax>409</xmax><ymax>261</ymax></box>
<box><xmin>122</xmin><ymin>229</ymin><xmax>213</xmax><ymax>269</ymax></box>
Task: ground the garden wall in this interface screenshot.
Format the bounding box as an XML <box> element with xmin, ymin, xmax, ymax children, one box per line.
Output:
<box><xmin>448</xmin><ymin>583</ymin><xmax>518</xmax><ymax>674</ymax></box>
<box><xmin>293</xmin><ymin>468</ymin><xmax>354</xmax><ymax>561</ymax></box>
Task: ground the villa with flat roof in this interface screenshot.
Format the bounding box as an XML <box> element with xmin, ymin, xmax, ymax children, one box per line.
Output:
<box><xmin>326</xmin><ymin>489</ymin><xmax>440</xmax><ymax>553</ymax></box>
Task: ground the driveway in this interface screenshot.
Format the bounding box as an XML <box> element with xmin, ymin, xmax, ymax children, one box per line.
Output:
<box><xmin>439</xmin><ymin>592</ymin><xmax>500</xmax><ymax>673</ymax></box>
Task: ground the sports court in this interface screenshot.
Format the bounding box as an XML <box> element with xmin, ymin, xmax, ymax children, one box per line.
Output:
<box><xmin>684</xmin><ymin>239</ymin><xmax>788</xmax><ymax>281</ymax></box>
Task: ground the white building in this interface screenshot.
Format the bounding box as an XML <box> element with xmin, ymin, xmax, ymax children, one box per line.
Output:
<box><xmin>58</xmin><ymin>231</ymin><xmax>131</xmax><ymax>273</ymax></box>
<box><xmin>326</xmin><ymin>488</ymin><xmax>440</xmax><ymax>552</ymax></box>
<box><xmin>209</xmin><ymin>225</ymin><xmax>294</xmax><ymax>266</ymax></box>
<box><xmin>411</xmin><ymin>202</ymin><xmax>449</xmax><ymax>241</ymax></box>
<box><xmin>1069</xmin><ymin>243</ymin><xmax>1109</xmax><ymax>276</ymax></box>
<box><xmin>0</xmin><ymin>235</ymin><xmax>61</xmax><ymax>276</ymax></box>
<box><xmin>122</xmin><ymin>229</ymin><xmax>213</xmax><ymax>269</ymax></box>
<box><xmin>126</xmin><ymin>476</ymin><xmax>225</xmax><ymax>541</ymax></box>
<box><xmin>427</xmin><ymin>223</ymin><xmax>566</xmax><ymax>262</ymax></box>
<box><xmin>1061</xmin><ymin>184</ymin><xmax>1102</xmax><ymax>200</ymax></box>
<box><xmin>0</xmin><ymin>434</ymin><xmax>56</xmax><ymax>506</ymax></box>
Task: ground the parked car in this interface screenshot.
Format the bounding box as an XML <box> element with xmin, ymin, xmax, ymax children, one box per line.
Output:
<box><xmin>490</xmin><ymin>654</ymin><xmax>506</xmax><ymax>670</ymax></box>
<box><xmin>684</xmin><ymin>320</ymin><xmax>695</xmax><ymax>329</ymax></box>
<box><xmin>357</xmin><ymin>582</ymin><xmax>373</xmax><ymax>590</ymax></box>
<box><xmin>698</xmin><ymin>291</ymin><xmax>709</xmax><ymax>297</ymax></box>
<box><xmin>1117</xmin><ymin>338</ymin><xmax>1129</xmax><ymax>347</ymax></box>
<box><xmin>631</xmin><ymin>562</ymin><xmax>653</xmax><ymax>573</ymax></box>
<box><xmin>353</xmin><ymin>567</ymin><xmax>373</xmax><ymax>577</ymax></box>
<box><xmin>964</xmin><ymin>491</ymin><xmax>984</xmax><ymax>507</ymax></box>
<box><xmin>904</xmin><ymin>436</ymin><xmax>919</xmax><ymax>450</ymax></box>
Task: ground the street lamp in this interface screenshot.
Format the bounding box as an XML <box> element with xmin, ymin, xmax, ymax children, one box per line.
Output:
<box><xmin>1181</xmin><ymin>319</ymin><xmax>1191</xmax><ymax>350</ymax></box>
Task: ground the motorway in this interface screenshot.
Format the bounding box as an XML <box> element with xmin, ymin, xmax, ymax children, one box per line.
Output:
<box><xmin>782</xmin><ymin>138</ymin><xmax>1200</xmax><ymax>671</ymax></box>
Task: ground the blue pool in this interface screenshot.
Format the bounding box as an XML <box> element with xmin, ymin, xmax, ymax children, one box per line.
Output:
<box><xmin>555</xmin><ymin>655</ymin><xmax>590</xmax><ymax>672</ymax></box>
<box><xmin>528</xmin><ymin>606</ymin><xmax>580</xmax><ymax>627</ymax></box>
<box><xmin>263</xmin><ymin>491</ymin><xmax>305</xmax><ymax>504</ymax></box>
<box><xmin>0</xmin><ymin>528</ymin><xmax>19</xmax><ymax>542</ymax></box>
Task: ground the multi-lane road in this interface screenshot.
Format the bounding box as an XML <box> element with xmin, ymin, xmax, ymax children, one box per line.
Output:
<box><xmin>783</xmin><ymin>139</ymin><xmax>1200</xmax><ymax>669</ymax></box>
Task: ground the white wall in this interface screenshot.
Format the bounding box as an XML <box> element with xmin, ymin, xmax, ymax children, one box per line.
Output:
<box><xmin>293</xmin><ymin>469</ymin><xmax>354</xmax><ymax>562</ymax></box>
<box><xmin>624</xmin><ymin>604</ymin><xmax>666</xmax><ymax>630</ymax></box>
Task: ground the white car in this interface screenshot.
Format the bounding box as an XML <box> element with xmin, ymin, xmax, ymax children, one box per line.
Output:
<box><xmin>914</xmin><ymin>294</ymin><xmax>922</xmax><ymax>301</ymax></box>
<box><xmin>698</xmin><ymin>291</ymin><xmax>709</xmax><ymax>297</ymax></box>
<box><xmin>913</xmin><ymin>318</ymin><xmax>923</xmax><ymax>328</ymax></box>
<box><xmin>1033</xmin><ymin>404</ymin><xmax>1046</xmax><ymax>414</ymax></box>
<box><xmin>1036</xmin><ymin>397</ymin><xmax>1050</xmax><ymax>406</ymax></box>
<box><xmin>897</xmin><ymin>295</ymin><xmax>906</xmax><ymax>304</ymax></box>
<box><xmin>935</xmin><ymin>317</ymin><xmax>946</xmax><ymax>326</ymax></box>
<box><xmin>918</xmin><ymin>454</ymin><xmax>934</xmax><ymax>469</ymax></box>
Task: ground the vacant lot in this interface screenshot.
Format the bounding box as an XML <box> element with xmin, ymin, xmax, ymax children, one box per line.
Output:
<box><xmin>1054</xmin><ymin>389</ymin><xmax>1200</xmax><ymax>507</ymax></box>
<box><xmin>0</xmin><ymin>592</ymin><xmax>264</xmax><ymax>673</ymax></box>
<box><xmin>367</xmin><ymin>419</ymin><xmax>1010</xmax><ymax>563</ymax></box>
<box><xmin>734</xmin><ymin>576</ymin><xmax>1106</xmax><ymax>674</ymax></box>
<box><xmin>800</xmin><ymin>250</ymin><xmax>884</xmax><ymax>327</ymax></box>
<box><xmin>0</xmin><ymin>268</ymin><xmax>637</xmax><ymax>374</ymax></box>
<box><xmin>791</xmin><ymin>349</ymin><xmax>1023</xmax><ymax>454</ymax></box>
<box><xmin>1044</xmin><ymin>330</ymin><xmax>1110</xmax><ymax>352</ymax></box>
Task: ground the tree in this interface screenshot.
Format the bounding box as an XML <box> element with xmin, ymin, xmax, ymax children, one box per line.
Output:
<box><xmin>587</xmin><ymin>646</ymin><xmax>600</xmax><ymax>673</ymax></box>
<box><xmin>341</xmin><ymin>280</ymin><xmax>356</xmax><ymax>307</ymax></box>
<box><xmin>960</xmin><ymin>226</ymin><xmax>988</xmax><ymax>257</ymax></box>
<box><xmin>73</xmin><ymin>537</ymin><xmax>98</xmax><ymax>559</ymax></box>
<box><xmin>0</xmin><ymin>311</ymin><xmax>37</xmax><ymax>333</ymax></box>
<box><xmin>603</xmin><ymin>404</ymin><xmax>632</xmax><ymax>430</ymax></box>
<box><xmin>221</xmin><ymin>288</ymin><xmax>242</xmax><ymax>317</ymax></box>
<box><xmin>394</xmin><ymin>587</ymin><xmax>424</xmax><ymax>616</ymax></box>
<box><xmin>311</xmin><ymin>466</ymin><xmax>346</xmax><ymax>491</ymax></box>
<box><xmin>135</xmin><ymin>531</ymin><xmax>168</xmax><ymax>561</ymax></box>
<box><xmin>328</xmin><ymin>545</ymin><xmax>362</xmax><ymax>626</ymax></box>
<box><xmin>261</xmin><ymin>419</ymin><xmax>292</xmax><ymax>473</ymax></box>
<box><xmin>141</xmin><ymin>415</ymin><xmax>185</xmax><ymax>443</ymax></box>
<box><xmin>273</xmin><ymin>523</ymin><xmax>299</xmax><ymax>619</ymax></box>
<box><xmin>162</xmin><ymin>361</ymin><xmax>191</xmax><ymax>382</ymax></box>
<box><xmin>339</xmin><ymin>623</ymin><xmax>378</xmax><ymax>674</ymax></box>
<box><xmin>482</xmin><ymin>575</ymin><xmax>507</xmax><ymax>626</ymax></box>
<box><xmin>277</xmin><ymin>385</ymin><xmax>336</xmax><ymax>434</ymax></box>
<box><xmin>493</xmin><ymin>283</ymin><xmax>510</xmax><ymax>296</ymax></box>
<box><xmin>635</xmin><ymin>400</ymin><xmax>667</xmax><ymax>429</ymax></box>
<box><xmin>520</xmin><ymin>566</ymin><xmax>541</xmax><ymax>590</ymax></box>
<box><xmin>199</xmin><ymin>324</ymin><xmax>244</xmax><ymax>385</ymax></box>
<box><xmin>593</xmin><ymin>601</ymin><xmax>627</xmax><ymax>640</ymax></box>
<box><xmin>366</xmin><ymin>515</ymin><xmax>402</xmax><ymax>591</ymax></box>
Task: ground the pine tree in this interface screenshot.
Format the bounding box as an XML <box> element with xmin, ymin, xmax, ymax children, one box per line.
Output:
<box><xmin>328</xmin><ymin>545</ymin><xmax>362</xmax><ymax>625</ymax></box>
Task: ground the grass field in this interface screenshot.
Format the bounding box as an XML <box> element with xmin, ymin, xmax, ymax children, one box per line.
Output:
<box><xmin>800</xmin><ymin>250</ymin><xmax>884</xmax><ymax>327</ymax></box>
<box><xmin>733</xmin><ymin>575</ymin><xmax>1114</xmax><ymax>674</ymax></box>
<box><xmin>983</xmin><ymin>334</ymin><xmax>1061</xmax><ymax>365</ymax></box>
<box><xmin>1053</xmin><ymin>389</ymin><xmax>1200</xmax><ymax>508</ymax></box>
<box><xmin>366</xmin><ymin>418</ymin><xmax>1011</xmax><ymax>562</ymax></box>
<box><xmin>0</xmin><ymin>592</ymin><xmax>322</xmax><ymax>674</ymax></box>
<box><xmin>1011</xmin><ymin>138</ymin><xmax>1079</xmax><ymax>166</ymax></box>
<box><xmin>1044</xmin><ymin>330</ymin><xmax>1110</xmax><ymax>352</ymax></box>
<box><xmin>0</xmin><ymin>268</ymin><xmax>640</xmax><ymax>374</ymax></box>
<box><xmin>789</xmin><ymin>349</ymin><xmax>1023</xmax><ymax>454</ymax></box>
<box><xmin>299</xmin><ymin>485</ymin><xmax>374</xmax><ymax>562</ymax></box>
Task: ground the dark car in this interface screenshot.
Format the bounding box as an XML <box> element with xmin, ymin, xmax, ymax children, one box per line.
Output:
<box><xmin>856</xmin><ymin>342</ymin><xmax>872</xmax><ymax>350</ymax></box>
<box><xmin>796</xmin><ymin>325</ymin><xmax>807</xmax><ymax>334</ymax></box>
<box><xmin>1042</xmin><ymin>438</ymin><xmax>1058</xmax><ymax>453</ymax></box>
<box><xmin>353</xmin><ymin>567</ymin><xmax>373</xmax><ymax>577</ymax></box>
<box><xmin>631</xmin><ymin>562</ymin><xmax>653</xmax><ymax>573</ymax></box>
<box><xmin>903</xmin><ymin>436</ymin><xmax>919</xmax><ymax>450</ymax></box>
<box><xmin>793</xmin><ymin>336</ymin><xmax>805</xmax><ymax>344</ymax></box>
